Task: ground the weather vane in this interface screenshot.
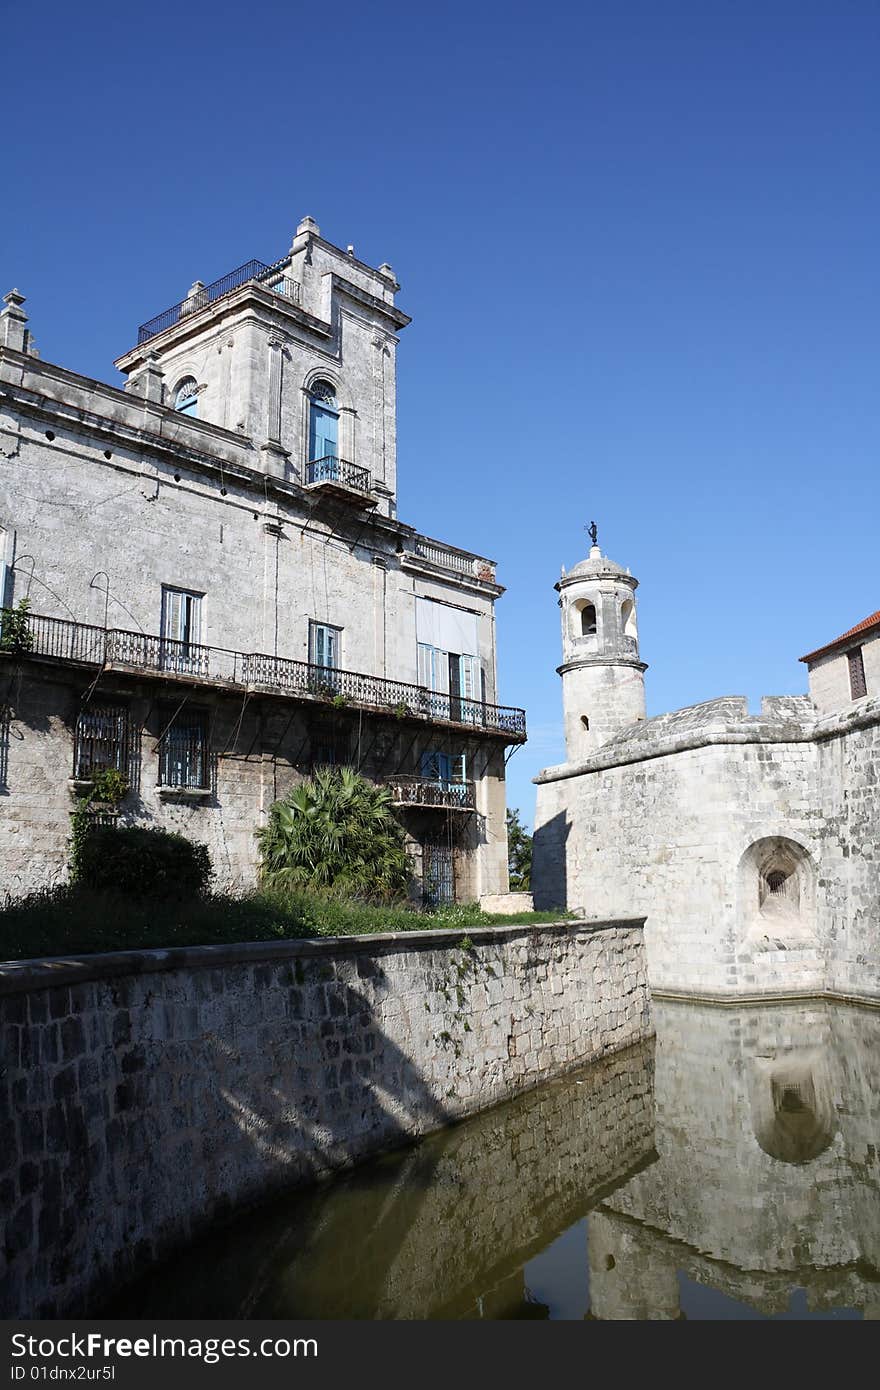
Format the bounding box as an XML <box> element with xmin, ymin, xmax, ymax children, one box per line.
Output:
<box><xmin>586</xmin><ymin>520</ymin><xmax>598</xmax><ymax>547</ymax></box>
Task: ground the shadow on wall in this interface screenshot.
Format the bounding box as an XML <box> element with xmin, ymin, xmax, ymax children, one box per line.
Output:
<box><xmin>2</xmin><ymin>959</ymin><xmax>456</xmax><ymax>1319</ymax></box>
<box><xmin>531</xmin><ymin>809</ymin><xmax>570</xmax><ymax>912</ymax></box>
<box><xmin>104</xmin><ymin>1037</ymin><xmax>658</xmax><ymax>1319</ymax></box>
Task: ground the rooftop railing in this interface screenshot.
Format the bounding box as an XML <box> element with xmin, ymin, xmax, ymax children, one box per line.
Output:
<box><xmin>2</xmin><ymin>610</ymin><xmax>527</xmax><ymax>742</ymax></box>
<box><xmin>137</xmin><ymin>260</ymin><xmax>302</xmax><ymax>344</ymax></box>
<box><xmin>410</xmin><ymin>536</ymin><xmax>496</xmax><ymax>584</ymax></box>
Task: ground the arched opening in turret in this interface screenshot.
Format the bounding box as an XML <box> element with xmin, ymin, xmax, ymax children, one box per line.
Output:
<box><xmin>621</xmin><ymin>598</ymin><xmax>637</xmax><ymax>639</ymax></box>
<box><xmin>570</xmin><ymin>598</ymin><xmax>598</xmax><ymax>641</ymax></box>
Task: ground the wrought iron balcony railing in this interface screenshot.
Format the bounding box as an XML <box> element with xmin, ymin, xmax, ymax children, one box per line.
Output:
<box><xmin>2</xmin><ymin>610</ymin><xmax>527</xmax><ymax>742</ymax></box>
<box><xmin>386</xmin><ymin>776</ymin><xmax>476</xmax><ymax>811</ymax></box>
<box><xmin>305</xmin><ymin>455</ymin><xmax>371</xmax><ymax>492</ymax></box>
<box><xmin>137</xmin><ymin>259</ymin><xmax>302</xmax><ymax>344</ymax></box>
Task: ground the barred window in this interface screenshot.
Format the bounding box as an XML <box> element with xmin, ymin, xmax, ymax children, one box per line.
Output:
<box><xmin>159</xmin><ymin>708</ymin><xmax>209</xmax><ymax>790</ymax></box>
<box><xmin>73</xmin><ymin>705</ymin><xmax>129</xmax><ymax>780</ymax></box>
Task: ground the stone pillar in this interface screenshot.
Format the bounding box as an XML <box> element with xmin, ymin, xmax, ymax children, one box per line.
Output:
<box><xmin>125</xmin><ymin>352</ymin><xmax>165</xmax><ymax>402</ymax></box>
<box><xmin>1</xmin><ymin>290</ymin><xmax>28</xmax><ymax>351</ymax></box>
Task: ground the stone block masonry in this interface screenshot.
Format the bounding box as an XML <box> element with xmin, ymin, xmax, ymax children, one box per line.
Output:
<box><xmin>0</xmin><ymin>918</ymin><xmax>650</xmax><ymax>1317</ymax></box>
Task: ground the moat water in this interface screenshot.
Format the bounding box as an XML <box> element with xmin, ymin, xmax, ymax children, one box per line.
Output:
<box><xmin>110</xmin><ymin>999</ymin><xmax>880</xmax><ymax>1320</ymax></box>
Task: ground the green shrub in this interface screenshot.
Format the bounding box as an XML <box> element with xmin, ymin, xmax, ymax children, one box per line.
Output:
<box><xmin>90</xmin><ymin>768</ymin><xmax>130</xmax><ymax>804</ymax></box>
<box><xmin>73</xmin><ymin>824</ymin><xmax>213</xmax><ymax>899</ymax></box>
<box><xmin>257</xmin><ymin>765</ymin><xmax>411</xmax><ymax>901</ymax></box>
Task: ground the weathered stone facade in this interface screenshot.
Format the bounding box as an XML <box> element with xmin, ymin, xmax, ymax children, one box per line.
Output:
<box><xmin>0</xmin><ymin>918</ymin><xmax>651</xmax><ymax>1316</ymax></box>
<box><xmin>0</xmin><ymin>221</ymin><xmax>526</xmax><ymax>901</ymax></box>
<box><xmin>532</xmin><ymin>543</ymin><xmax>879</xmax><ymax>1002</ymax></box>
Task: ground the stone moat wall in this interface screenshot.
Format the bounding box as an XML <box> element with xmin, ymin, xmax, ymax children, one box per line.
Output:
<box><xmin>0</xmin><ymin>918</ymin><xmax>650</xmax><ymax>1317</ymax></box>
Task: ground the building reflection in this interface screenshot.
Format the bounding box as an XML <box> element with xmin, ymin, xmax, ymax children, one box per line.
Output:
<box><xmin>589</xmin><ymin>998</ymin><xmax>880</xmax><ymax>1319</ymax></box>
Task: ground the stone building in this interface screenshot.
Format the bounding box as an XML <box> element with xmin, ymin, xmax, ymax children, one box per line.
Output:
<box><xmin>532</xmin><ymin>538</ymin><xmax>879</xmax><ymax>1003</ymax></box>
<box><xmin>0</xmin><ymin>218</ymin><xmax>526</xmax><ymax>901</ymax></box>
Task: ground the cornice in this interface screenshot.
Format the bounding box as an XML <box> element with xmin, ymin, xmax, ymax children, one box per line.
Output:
<box><xmin>556</xmin><ymin>656</ymin><xmax>647</xmax><ymax>676</ymax></box>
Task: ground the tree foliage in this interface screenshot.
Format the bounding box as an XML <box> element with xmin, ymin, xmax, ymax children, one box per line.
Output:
<box><xmin>506</xmin><ymin>806</ymin><xmax>532</xmax><ymax>891</ymax></box>
<box><xmin>257</xmin><ymin>765</ymin><xmax>411</xmax><ymax>901</ymax></box>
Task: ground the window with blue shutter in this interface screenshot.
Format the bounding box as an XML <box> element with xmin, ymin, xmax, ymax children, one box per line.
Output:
<box><xmin>309</xmin><ymin>621</ymin><xmax>340</xmax><ymax>669</ymax></box>
<box><xmin>174</xmin><ymin>378</ymin><xmax>199</xmax><ymax>417</ymax></box>
<box><xmin>308</xmin><ymin>381</ymin><xmax>339</xmax><ymax>471</ymax></box>
<box><xmin>160</xmin><ymin>587</ymin><xmax>204</xmax><ymax>674</ymax></box>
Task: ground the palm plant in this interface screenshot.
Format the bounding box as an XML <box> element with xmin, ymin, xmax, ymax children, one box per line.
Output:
<box><xmin>257</xmin><ymin>765</ymin><xmax>411</xmax><ymax>901</ymax></box>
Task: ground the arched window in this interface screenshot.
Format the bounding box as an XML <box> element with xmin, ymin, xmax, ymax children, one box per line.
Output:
<box><xmin>174</xmin><ymin>378</ymin><xmax>199</xmax><ymax>417</ymax></box>
<box><xmin>308</xmin><ymin>380</ymin><xmax>339</xmax><ymax>464</ymax></box>
<box><xmin>621</xmin><ymin>598</ymin><xmax>637</xmax><ymax>638</ymax></box>
<box><xmin>581</xmin><ymin>603</ymin><xmax>597</xmax><ymax>636</ymax></box>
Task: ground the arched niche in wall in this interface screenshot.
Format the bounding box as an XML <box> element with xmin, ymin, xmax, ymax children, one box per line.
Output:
<box><xmin>748</xmin><ymin>1049</ymin><xmax>837</xmax><ymax>1165</ymax></box>
<box><xmin>737</xmin><ymin>835</ymin><xmax>817</xmax><ymax>946</ymax></box>
<box><xmin>621</xmin><ymin>598</ymin><xmax>637</xmax><ymax>639</ymax></box>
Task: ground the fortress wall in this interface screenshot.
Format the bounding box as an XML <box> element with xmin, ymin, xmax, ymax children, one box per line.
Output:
<box><xmin>0</xmin><ymin>919</ymin><xmax>651</xmax><ymax>1317</ymax></box>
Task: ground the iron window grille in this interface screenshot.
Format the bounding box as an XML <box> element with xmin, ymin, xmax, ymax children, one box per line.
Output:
<box><xmin>159</xmin><ymin>709</ymin><xmax>210</xmax><ymax>790</ymax></box>
<box><xmin>73</xmin><ymin>705</ymin><xmax>130</xmax><ymax>780</ymax></box>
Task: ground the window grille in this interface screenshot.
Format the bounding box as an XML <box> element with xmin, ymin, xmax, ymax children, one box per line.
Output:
<box><xmin>159</xmin><ymin>709</ymin><xmax>209</xmax><ymax>789</ymax></box>
<box><xmin>73</xmin><ymin>705</ymin><xmax>129</xmax><ymax>779</ymax></box>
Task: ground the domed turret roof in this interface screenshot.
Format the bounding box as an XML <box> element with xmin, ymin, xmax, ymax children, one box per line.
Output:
<box><xmin>557</xmin><ymin>546</ymin><xmax>634</xmax><ymax>587</ymax></box>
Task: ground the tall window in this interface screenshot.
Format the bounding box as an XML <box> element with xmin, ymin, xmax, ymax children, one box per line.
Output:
<box><xmin>159</xmin><ymin>708</ymin><xmax>209</xmax><ymax>790</ymax></box>
<box><xmin>309</xmin><ymin>621</ymin><xmax>340</xmax><ymax>670</ymax></box>
<box><xmin>73</xmin><ymin>705</ymin><xmax>129</xmax><ymax>780</ymax></box>
<box><xmin>308</xmin><ymin>381</ymin><xmax>339</xmax><ymax>464</ymax></box>
<box><xmin>160</xmin><ymin>587</ymin><xmax>204</xmax><ymax>674</ymax></box>
<box><xmin>173</xmin><ymin>378</ymin><xmax>199</xmax><ymax>417</ymax></box>
<box><xmin>848</xmin><ymin>646</ymin><xmax>867</xmax><ymax>699</ymax></box>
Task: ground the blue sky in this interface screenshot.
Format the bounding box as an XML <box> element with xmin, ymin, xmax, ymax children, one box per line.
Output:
<box><xmin>4</xmin><ymin>1</ymin><xmax>878</xmax><ymax>826</ymax></box>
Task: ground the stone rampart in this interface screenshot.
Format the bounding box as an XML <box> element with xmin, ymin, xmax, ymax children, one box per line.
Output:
<box><xmin>0</xmin><ymin>918</ymin><xmax>650</xmax><ymax>1317</ymax></box>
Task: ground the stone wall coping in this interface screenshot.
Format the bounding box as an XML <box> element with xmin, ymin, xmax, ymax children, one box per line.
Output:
<box><xmin>534</xmin><ymin>698</ymin><xmax>880</xmax><ymax>783</ymax></box>
<box><xmin>0</xmin><ymin>917</ymin><xmax>646</xmax><ymax>996</ymax></box>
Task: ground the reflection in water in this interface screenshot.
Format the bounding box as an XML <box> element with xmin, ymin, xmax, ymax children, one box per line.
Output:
<box><xmin>109</xmin><ymin>1000</ymin><xmax>880</xmax><ymax>1320</ymax></box>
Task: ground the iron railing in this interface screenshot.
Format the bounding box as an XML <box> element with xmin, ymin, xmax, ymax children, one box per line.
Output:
<box><xmin>3</xmin><ymin>611</ymin><xmax>527</xmax><ymax>741</ymax></box>
<box><xmin>137</xmin><ymin>260</ymin><xmax>302</xmax><ymax>344</ymax></box>
<box><xmin>106</xmin><ymin>629</ymin><xmax>243</xmax><ymax>684</ymax></box>
<box><xmin>386</xmin><ymin>776</ymin><xmax>476</xmax><ymax>811</ymax></box>
<box><xmin>305</xmin><ymin>455</ymin><xmax>371</xmax><ymax>492</ymax></box>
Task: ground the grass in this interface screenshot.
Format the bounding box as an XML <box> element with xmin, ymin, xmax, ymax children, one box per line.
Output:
<box><xmin>0</xmin><ymin>885</ymin><xmax>572</xmax><ymax>962</ymax></box>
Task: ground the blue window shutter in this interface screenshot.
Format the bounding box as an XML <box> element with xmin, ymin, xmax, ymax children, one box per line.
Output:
<box><xmin>309</xmin><ymin>405</ymin><xmax>338</xmax><ymax>461</ymax></box>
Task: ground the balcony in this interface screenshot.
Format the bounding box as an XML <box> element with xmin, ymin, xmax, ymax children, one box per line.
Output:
<box><xmin>137</xmin><ymin>260</ymin><xmax>302</xmax><ymax>345</ymax></box>
<box><xmin>4</xmin><ymin>611</ymin><xmax>527</xmax><ymax>742</ymax></box>
<box><xmin>386</xmin><ymin>776</ymin><xmax>476</xmax><ymax>812</ymax></box>
<box><xmin>304</xmin><ymin>455</ymin><xmax>374</xmax><ymax>505</ymax></box>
